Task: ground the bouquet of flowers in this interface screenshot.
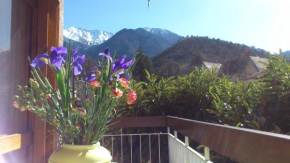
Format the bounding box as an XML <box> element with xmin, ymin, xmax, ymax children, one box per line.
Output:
<box><xmin>13</xmin><ymin>46</ymin><xmax>137</xmax><ymax>145</ymax></box>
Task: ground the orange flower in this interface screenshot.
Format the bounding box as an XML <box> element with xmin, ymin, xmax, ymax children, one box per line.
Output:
<box><xmin>119</xmin><ymin>77</ymin><xmax>129</xmax><ymax>89</ymax></box>
<box><xmin>19</xmin><ymin>108</ymin><xmax>26</xmax><ymax>112</ymax></box>
<box><xmin>82</xmin><ymin>109</ymin><xmax>87</xmax><ymax>116</ymax></box>
<box><xmin>112</xmin><ymin>88</ymin><xmax>123</xmax><ymax>98</ymax></box>
<box><xmin>127</xmin><ymin>90</ymin><xmax>137</xmax><ymax>105</ymax></box>
<box><xmin>76</xmin><ymin>125</ymin><xmax>80</xmax><ymax>129</ymax></box>
<box><xmin>89</xmin><ymin>81</ymin><xmax>101</xmax><ymax>88</ymax></box>
<box><xmin>72</xmin><ymin>107</ymin><xmax>77</xmax><ymax>112</ymax></box>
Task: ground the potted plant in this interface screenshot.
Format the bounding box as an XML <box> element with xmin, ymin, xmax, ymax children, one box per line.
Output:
<box><xmin>13</xmin><ymin>46</ymin><xmax>137</xmax><ymax>163</ymax></box>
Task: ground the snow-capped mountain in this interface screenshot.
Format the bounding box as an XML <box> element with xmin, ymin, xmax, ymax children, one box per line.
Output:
<box><xmin>143</xmin><ymin>27</ymin><xmax>182</xmax><ymax>44</ymax></box>
<box><xmin>64</xmin><ymin>27</ymin><xmax>114</xmax><ymax>46</ymax></box>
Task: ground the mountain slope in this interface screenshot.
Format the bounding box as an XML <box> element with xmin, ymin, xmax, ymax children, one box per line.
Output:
<box><xmin>283</xmin><ymin>50</ymin><xmax>290</xmax><ymax>56</ymax></box>
<box><xmin>86</xmin><ymin>28</ymin><xmax>182</xmax><ymax>59</ymax></box>
<box><xmin>64</xmin><ymin>27</ymin><xmax>114</xmax><ymax>45</ymax></box>
<box><xmin>144</xmin><ymin>27</ymin><xmax>181</xmax><ymax>45</ymax></box>
<box><xmin>152</xmin><ymin>36</ymin><xmax>268</xmax><ymax>77</ymax></box>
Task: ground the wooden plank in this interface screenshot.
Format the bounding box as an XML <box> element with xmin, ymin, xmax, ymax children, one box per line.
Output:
<box><xmin>166</xmin><ymin>116</ymin><xmax>290</xmax><ymax>163</ymax></box>
<box><xmin>33</xmin><ymin>0</ymin><xmax>49</xmax><ymax>162</ymax></box>
<box><xmin>24</xmin><ymin>0</ymin><xmax>37</xmax><ymax>7</ymax></box>
<box><xmin>0</xmin><ymin>132</ymin><xmax>33</xmax><ymax>154</ymax></box>
<box><xmin>108</xmin><ymin>116</ymin><xmax>167</xmax><ymax>128</ymax></box>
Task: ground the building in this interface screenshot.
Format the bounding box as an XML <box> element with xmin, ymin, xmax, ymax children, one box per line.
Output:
<box><xmin>202</xmin><ymin>61</ymin><xmax>222</xmax><ymax>75</ymax></box>
<box><xmin>240</xmin><ymin>56</ymin><xmax>268</xmax><ymax>81</ymax></box>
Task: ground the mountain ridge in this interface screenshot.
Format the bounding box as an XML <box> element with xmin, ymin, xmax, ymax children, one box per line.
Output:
<box><xmin>64</xmin><ymin>27</ymin><xmax>114</xmax><ymax>46</ymax></box>
<box><xmin>152</xmin><ymin>36</ymin><xmax>268</xmax><ymax>78</ymax></box>
<box><xmin>85</xmin><ymin>28</ymin><xmax>183</xmax><ymax>59</ymax></box>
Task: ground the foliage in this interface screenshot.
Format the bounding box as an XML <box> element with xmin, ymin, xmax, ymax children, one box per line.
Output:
<box><xmin>132</xmin><ymin>47</ymin><xmax>154</xmax><ymax>82</ymax></box>
<box><xmin>117</xmin><ymin>54</ymin><xmax>290</xmax><ymax>135</ymax></box>
<box><xmin>13</xmin><ymin>46</ymin><xmax>137</xmax><ymax>145</ymax></box>
<box><xmin>260</xmin><ymin>52</ymin><xmax>290</xmax><ymax>134</ymax></box>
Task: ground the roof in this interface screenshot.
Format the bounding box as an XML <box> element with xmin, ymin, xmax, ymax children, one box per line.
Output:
<box><xmin>241</xmin><ymin>70</ymin><xmax>266</xmax><ymax>81</ymax></box>
<box><xmin>202</xmin><ymin>61</ymin><xmax>222</xmax><ymax>72</ymax></box>
<box><xmin>250</xmin><ymin>56</ymin><xmax>268</xmax><ymax>71</ymax></box>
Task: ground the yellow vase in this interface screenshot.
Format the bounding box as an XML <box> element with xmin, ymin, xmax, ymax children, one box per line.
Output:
<box><xmin>48</xmin><ymin>142</ymin><xmax>112</xmax><ymax>163</ymax></box>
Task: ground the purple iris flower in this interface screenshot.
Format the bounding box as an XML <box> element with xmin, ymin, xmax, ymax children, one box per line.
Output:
<box><xmin>98</xmin><ymin>47</ymin><xmax>135</xmax><ymax>81</ymax></box>
<box><xmin>72</xmin><ymin>49</ymin><xmax>78</xmax><ymax>58</ymax></box>
<box><xmin>50</xmin><ymin>46</ymin><xmax>67</xmax><ymax>70</ymax></box>
<box><xmin>71</xmin><ymin>54</ymin><xmax>85</xmax><ymax>76</ymax></box>
<box><xmin>30</xmin><ymin>53</ymin><xmax>50</xmax><ymax>68</ymax></box>
<box><xmin>99</xmin><ymin>47</ymin><xmax>112</xmax><ymax>63</ymax></box>
<box><xmin>112</xmin><ymin>55</ymin><xmax>135</xmax><ymax>73</ymax></box>
<box><xmin>85</xmin><ymin>71</ymin><xmax>97</xmax><ymax>81</ymax></box>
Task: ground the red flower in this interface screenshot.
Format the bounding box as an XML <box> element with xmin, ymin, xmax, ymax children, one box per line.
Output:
<box><xmin>96</xmin><ymin>71</ymin><xmax>101</xmax><ymax>76</ymax></box>
<box><xmin>112</xmin><ymin>88</ymin><xmax>123</xmax><ymax>98</ymax></box>
<box><xmin>127</xmin><ymin>90</ymin><xmax>137</xmax><ymax>105</ymax></box>
<box><xmin>13</xmin><ymin>101</ymin><xmax>20</xmax><ymax>108</ymax></box>
<box><xmin>89</xmin><ymin>81</ymin><xmax>101</xmax><ymax>88</ymax></box>
<box><xmin>119</xmin><ymin>77</ymin><xmax>129</xmax><ymax>89</ymax></box>
<box><xmin>46</xmin><ymin>94</ymin><xmax>51</xmax><ymax>99</ymax></box>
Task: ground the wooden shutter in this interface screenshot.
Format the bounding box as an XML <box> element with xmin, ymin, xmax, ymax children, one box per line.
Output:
<box><xmin>0</xmin><ymin>0</ymin><xmax>63</xmax><ymax>162</ymax></box>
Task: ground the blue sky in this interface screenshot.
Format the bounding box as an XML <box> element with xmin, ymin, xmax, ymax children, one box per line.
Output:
<box><xmin>64</xmin><ymin>0</ymin><xmax>290</xmax><ymax>53</ymax></box>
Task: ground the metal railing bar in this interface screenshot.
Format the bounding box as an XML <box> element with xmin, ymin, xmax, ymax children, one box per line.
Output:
<box><xmin>158</xmin><ymin>134</ymin><xmax>161</xmax><ymax>163</ymax></box>
<box><xmin>103</xmin><ymin>133</ymin><xmax>168</xmax><ymax>137</ymax></box>
<box><xmin>121</xmin><ymin>127</ymin><xmax>123</xmax><ymax>163</ymax></box>
<box><xmin>111</xmin><ymin>136</ymin><xmax>114</xmax><ymax>161</ymax></box>
<box><xmin>140</xmin><ymin>135</ymin><xmax>142</xmax><ymax>163</ymax></box>
<box><xmin>131</xmin><ymin>135</ymin><xmax>133</xmax><ymax>163</ymax></box>
<box><xmin>149</xmin><ymin>134</ymin><xmax>151</xmax><ymax>163</ymax></box>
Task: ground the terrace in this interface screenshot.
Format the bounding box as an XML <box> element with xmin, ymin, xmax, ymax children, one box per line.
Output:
<box><xmin>2</xmin><ymin>116</ymin><xmax>290</xmax><ymax>163</ymax></box>
<box><xmin>1</xmin><ymin>0</ymin><xmax>290</xmax><ymax>163</ymax></box>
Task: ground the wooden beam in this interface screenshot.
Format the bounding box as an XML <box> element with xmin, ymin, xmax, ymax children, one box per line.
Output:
<box><xmin>108</xmin><ymin>116</ymin><xmax>167</xmax><ymax>128</ymax></box>
<box><xmin>166</xmin><ymin>116</ymin><xmax>290</xmax><ymax>163</ymax></box>
<box><xmin>0</xmin><ymin>132</ymin><xmax>33</xmax><ymax>154</ymax></box>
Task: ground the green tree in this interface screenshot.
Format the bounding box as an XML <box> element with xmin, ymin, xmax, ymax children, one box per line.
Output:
<box><xmin>133</xmin><ymin>47</ymin><xmax>154</xmax><ymax>81</ymax></box>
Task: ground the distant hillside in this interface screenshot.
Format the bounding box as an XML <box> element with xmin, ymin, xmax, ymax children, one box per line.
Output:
<box><xmin>86</xmin><ymin>28</ymin><xmax>182</xmax><ymax>59</ymax></box>
<box><xmin>283</xmin><ymin>50</ymin><xmax>290</xmax><ymax>56</ymax></box>
<box><xmin>63</xmin><ymin>37</ymin><xmax>89</xmax><ymax>55</ymax></box>
<box><xmin>152</xmin><ymin>36</ymin><xmax>268</xmax><ymax>77</ymax></box>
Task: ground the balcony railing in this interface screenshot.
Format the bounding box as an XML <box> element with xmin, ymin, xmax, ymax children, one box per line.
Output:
<box><xmin>105</xmin><ymin>116</ymin><xmax>290</xmax><ymax>163</ymax></box>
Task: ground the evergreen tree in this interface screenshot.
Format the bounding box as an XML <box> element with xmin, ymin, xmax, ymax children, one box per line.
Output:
<box><xmin>133</xmin><ymin>47</ymin><xmax>154</xmax><ymax>81</ymax></box>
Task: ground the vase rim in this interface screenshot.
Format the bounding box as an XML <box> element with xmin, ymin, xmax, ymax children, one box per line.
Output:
<box><xmin>62</xmin><ymin>142</ymin><xmax>100</xmax><ymax>150</ymax></box>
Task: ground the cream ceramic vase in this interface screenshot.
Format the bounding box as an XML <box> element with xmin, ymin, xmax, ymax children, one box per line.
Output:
<box><xmin>48</xmin><ymin>142</ymin><xmax>112</xmax><ymax>163</ymax></box>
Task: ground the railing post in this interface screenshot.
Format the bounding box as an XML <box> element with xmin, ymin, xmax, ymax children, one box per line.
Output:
<box><xmin>185</xmin><ymin>136</ymin><xmax>189</xmax><ymax>147</ymax></box>
<box><xmin>185</xmin><ymin>136</ymin><xmax>189</xmax><ymax>162</ymax></box>
<box><xmin>167</xmin><ymin>127</ymin><xmax>170</xmax><ymax>133</ymax></box>
<box><xmin>204</xmin><ymin>146</ymin><xmax>210</xmax><ymax>161</ymax></box>
<box><xmin>174</xmin><ymin>130</ymin><xmax>177</xmax><ymax>138</ymax></box>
